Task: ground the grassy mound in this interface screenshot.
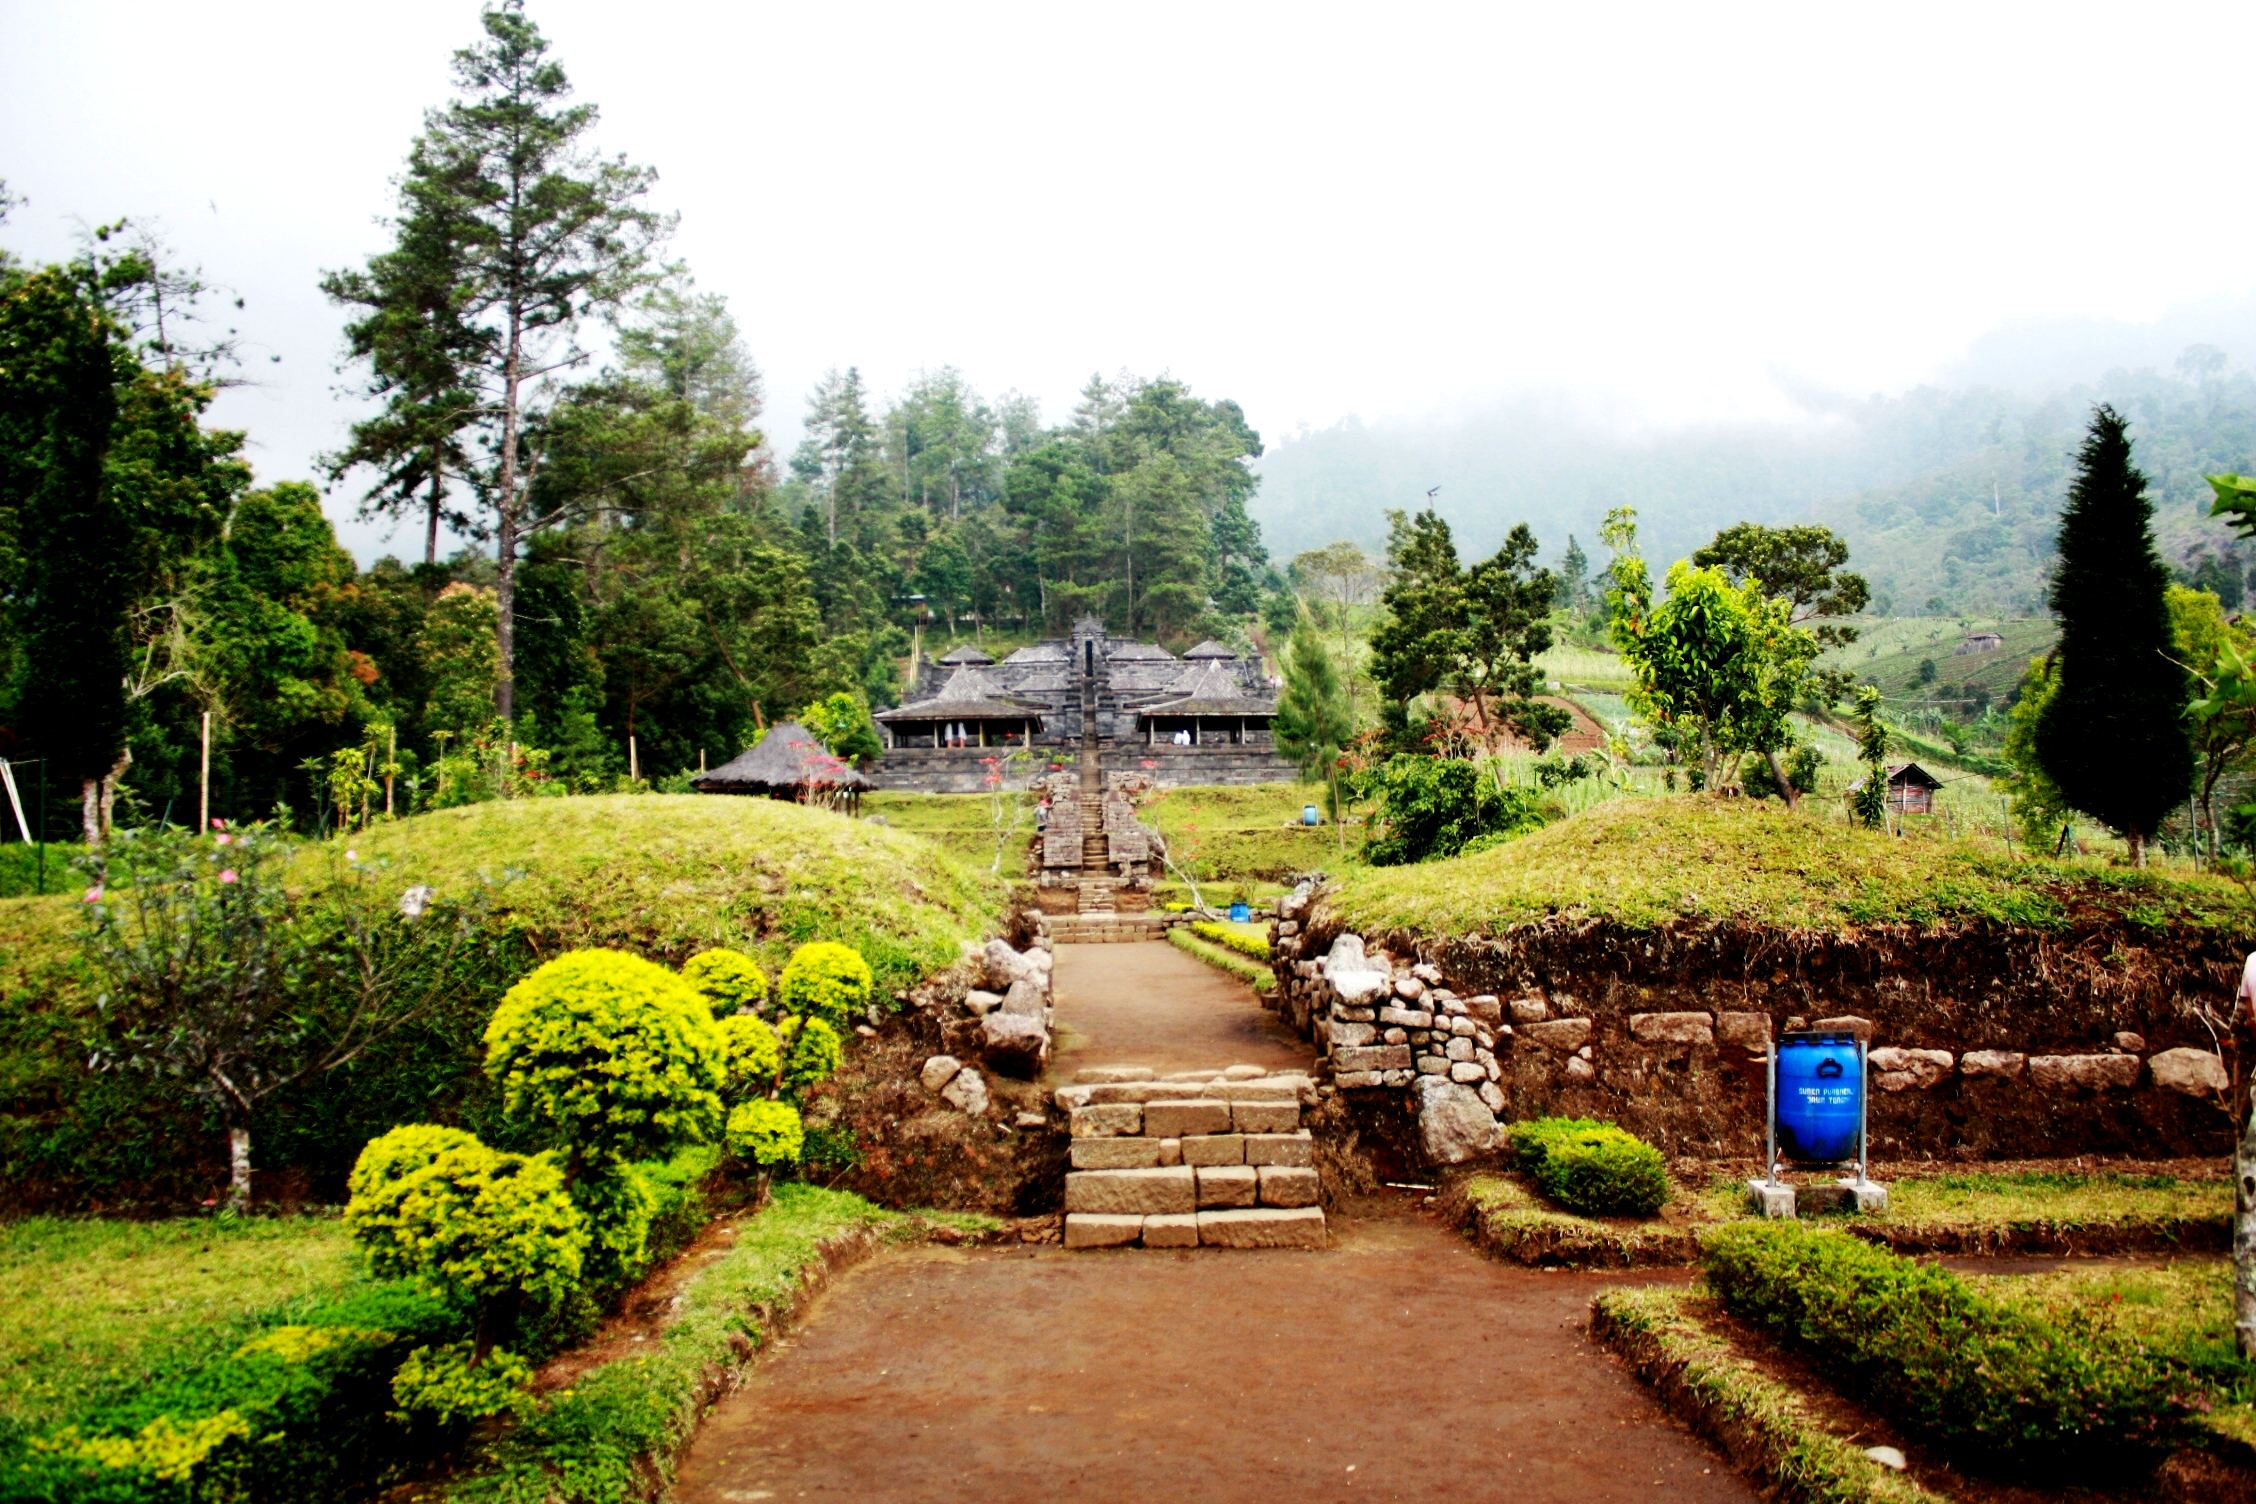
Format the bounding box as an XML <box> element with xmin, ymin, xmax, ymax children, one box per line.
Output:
<box><xmin>1330</xmin><ymin>796</ymin><xmax>2240</xmax><ymax>936</ymax></box>
<box><xmin>0</xmin><ymin>796</ymin><xmax>1006</xmax><ymax>1209</ymax></box>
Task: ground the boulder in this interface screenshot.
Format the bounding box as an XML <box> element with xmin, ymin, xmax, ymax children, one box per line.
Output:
<box><xmin>1508</xmin><ymin>996</ymin><xmax>1550</xmax><ymax>1024</ymax></box>
<box><xmin>1525</xmin><ymin>1017</ymin><xmax>1592</xmax><ymax>1052</ymax></box>
<box><xmin>2149</xmin><ymin>1047</ymin><xmax>2228</xmax><ymax>1097</ymax></box>
<box><xmin>982</xmin><ymin>938</ymin><xmax>1030</xmax><ymax>991</ymax></box>
<box><xmin>1413</xmin><ymin>1076</ymin><xmax>1502</xmax><ymax>1165</ymax></box>
<box><xmin>941</xmin><ymin>1064</ymin><xmax>990</xmax><ymax>1115</ymax></box>
<box><xmin>1717</xmin><ymin>1012</ymin><xmax>1771</xmax><ymax>1052</ymax></box>
<box><xmin>1868</xmin><ymin>1047</ymin><xmax>1953</xmax><ymax>1092</ymax></box>
<box><xmin>1465</xmin><ymin>995</ymin><xmax>1504</xmax><ymax>1025</ymax></box>
<box><xmin>919</xmin><ymin>1054</ymin><xmax>964</xmax><ymax>1093</ymax></box>
<box><xmin>1629</xmin><ymin>1011</ymin><xmax>1714</xmax><ymax>1046</ymax></box>
<box><xmin>2028</xmin><ymin>1053</ymin><xmax>2142</xmax><ymax>1092</ymax></box>
<box><xmin>2111</xmin><ymin>1031</ymin><xmax>2145</xmax><ymax>1054</ymax></box>
<box><xmin>998</xmin><ymin>975</ymin><xmax>1048</xmax><ymax>1018</ymax></box>
<box><xmin>1323</xmin><ymin>933</ymin><xmax>1369</xmax><ymax>973</ymax></box>
<box><xmin>963</xmin><ymin>989</ymin><xmax>1004</xmax><ymax>1017</ymax></box>
<box><xmin>1959</xmin><ymin>1049</ymin><xmax>2026</xmax><ymax>1080</ymax></box>
<box><xmin>1564</xmin><ymin>1056</ymin><xmax>1596</xmax><ymax>1082</ymax></box>
<box><xmin>1809</xmin><ymin>1015</ymin><xmax>1876</xmax><ymax>1043</ymax></box>
<box><xmin>980</xmin><ymin>1012</ymin><xmax>1050</xmax><ymax>1077</ymax></box>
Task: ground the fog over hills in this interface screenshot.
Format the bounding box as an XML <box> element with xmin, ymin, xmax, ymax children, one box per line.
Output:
<box><xmin>1252</xmin><ymin>299</ymin><xmax>2256</xmax><ymax>616</ymax></box>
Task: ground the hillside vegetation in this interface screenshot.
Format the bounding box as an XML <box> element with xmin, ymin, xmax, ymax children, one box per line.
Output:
<box><xmin>1328</xmin><ymin>797</ymin><xmax>2241</xmax><ymax>937</ymax></box>
<box><xmin>0</xmin><ymin>796</ymin><xmax>1007</xmax><ymax>1208</ymax></box>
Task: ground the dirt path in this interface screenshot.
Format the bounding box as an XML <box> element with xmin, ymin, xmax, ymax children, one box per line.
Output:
<box><xmin>671</xmin><ymin>1203</ymin><xmax>1751</xmax><ymax>1504</ymax></box>
<box><xmin>1048</xmin><ymin>940</ymin><xmax>1310</xmax><ymax>1078</ymax></box>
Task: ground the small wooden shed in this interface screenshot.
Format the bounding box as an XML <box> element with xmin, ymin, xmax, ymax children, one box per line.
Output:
<box><xmin>1847</xmin><ymin>761</ymin><xmax>1944</xmax><ymax>815</ymax></box>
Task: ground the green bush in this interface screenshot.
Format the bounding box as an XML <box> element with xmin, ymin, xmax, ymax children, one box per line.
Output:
<box><xmin>775</xmin><ymin>941</ymin><xmax>874</xmax><ymax>1026</ymax></box>
<box><xmin>680</xmin><ymin>948</ymin><xmax>768</xmax><ymax>1017</ymax></box>
<box><xmin>774</xmin><ymin>1015</ymin><xmax>843</xmax><ymax>1097</ymax></box>
<box><xmin>1188</xmin><ymin>920</ymin><xmax>1270</xmax><ymax>959</ymax></box>
<box><xmin>1702</xmin><ymin>1221</ymin><xmax>2202</xmax><ymax>1474</ymax></box>
<box><xmin>345</xmin><ymin>1125</ymin><xmax>588</xmax><ymax>1315</ymax></box>
<box><xmin>1510</xmin><ymin>1117</ymin><xmax>1668</xmax><ymax>1217</ymax></box>
<box><xmin>1365</xmin><ymin>753</ymin><xmax>1547</xmax><ymax>866</ymax></box>
<box><xmin>726</xmin><ymin>1099</ymin><xmax>806</xmax><ymax>1168</ymax></box>
<box><xmin>715</xmin><ymin>1012</ymin><xmax>781</xmax><ymax>1098</ymax></box>
<box><xmin>483</xmin><ymin>949</ymin><xmax>727</xmax><ymax>1166</ymax></box>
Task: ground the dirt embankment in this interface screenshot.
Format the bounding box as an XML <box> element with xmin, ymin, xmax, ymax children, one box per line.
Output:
<box><xmin>1303</xmin><ymin>907</ymin><xmax>2244</xmax><ymax>1160</ymax></box>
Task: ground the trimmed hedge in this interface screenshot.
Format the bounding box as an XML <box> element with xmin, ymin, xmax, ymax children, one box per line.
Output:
<box><xmin>1187</xmin><ymin>921</ymin><xmax>1270</xmax><ymax>960</ymax></box>
<box><xmin>1509</xmin><ymin>1117</ymin><xmax>1669</xmax><ymax>1218</ymax></box>
<box><xmin>1702</xmin><ymin>1221</ymin><xmax>2202</xmax><ymax>1474</ymax></box>
<box><xmin>1165</xmin><ymin>927</ymin><xmax>1274</xmax><ymax>992</ymax></box>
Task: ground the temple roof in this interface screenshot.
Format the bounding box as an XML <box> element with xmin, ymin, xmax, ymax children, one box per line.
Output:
<box><xmin>695</xmin><ymin>721</ymin><xmax>874</xmax><ymax>792</ymax></box>
<box><xmin>934</xmin><ymin>643</ymin><xmax>995</xmax><ymax>666</ymax></box>
<box><xmin>1139</xmin><ymin>660</ymin><xmax>1277</xmax><ymax>718</ymax></box>
<box><xmin>1002</xmin><ymin>642</ymin><xmax>1069</xmax><ymax>664</ymax></box>
<box><xmin>1182</xmin><ymin>639</ymin><xmax>1237</xmax><ymax>659</ymax></box>
<box><xmin>876</xmin><ymin>666</ymin><xmax>1046</xmax><ymax>723</ymax></box>
<box><xmin>1107</xmin><ymin>641</ymin><xmax>1176</xmax><ymax>661</ymax></box>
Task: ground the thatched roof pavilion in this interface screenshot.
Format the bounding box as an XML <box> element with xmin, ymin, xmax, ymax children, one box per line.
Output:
<box><xmin>694</xmin><ymin>721</ymin><xmax>873</xmax><ymax>810</ymax></box>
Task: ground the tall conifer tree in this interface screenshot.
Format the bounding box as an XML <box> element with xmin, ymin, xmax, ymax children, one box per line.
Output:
<box><xmin>2033</xmin><ymin>405</ymin><xmax>2192</xmax><ymax>864</ymax></box>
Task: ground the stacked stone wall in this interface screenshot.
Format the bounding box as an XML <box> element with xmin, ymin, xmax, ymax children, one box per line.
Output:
<box><xmin>1268</xmin><ymin>886</ymin><xmax>2240</xmax><ymax>1164</ymax></box>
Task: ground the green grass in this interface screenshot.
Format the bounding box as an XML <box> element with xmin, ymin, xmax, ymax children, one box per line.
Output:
<box><xmin>1977</xmin><ymin>1259</ymin><xmax>2254</xmax><ymax>1426</ymax></box>
<box><xmin>448</xmin><ymin>1184</ymin><xmax>902</xmax><ymax>1503</ymax></box>
<box><xmin>864</xmin><ymin>790</ymin><xmax>1029</xmax><ymax>872</ymax></box>
<box><xmin>1590</xmin><ymin>1286</ymin><xmax>1947</xmax><ymax>1504</ymax></box>
<box><xmin>1457</xmin><ymin>1174</ymin><xmax>1697</xmax><ymax>1267</ymax></box>
<box><xmin>0</xmin><ymin>1215</ymin><xmax>362</xmax><ymax>1433</ymax></box>
<box><xmin>1141</xmin><ymin>781</ymin><xmax>1359</xmax><ymax>885</ymax></box>
<box><xmin>1166</xmin><ymin>926</ymin><xmax>1274</xmax><ymax>992</ymax></box>
<box><xmin>1537</xmin><ymin>642</ymin><xmax>1638</xmax><ymax>692</ymax></box>
<box><xmin>1825</xmin><ymin>616</ymin><xmax>2056</xmax><ymax>719</ymax></box>
<box><xmin>1330</xmin><ymin>795</ymin><xmax>2244</xmax><ymax>936</ymax></box>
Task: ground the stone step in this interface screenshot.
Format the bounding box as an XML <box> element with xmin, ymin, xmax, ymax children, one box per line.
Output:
<box><xmin>1068</xmin><ymin>1130</ymin><xmax>1313</xmax><ymax>1170</ymax></box>
<box><xmin>1064</xmin><ymin>1206</ymin><xmax>1326</xmax><ymax>1250</ymax></box>
<box><xmin>1065</xmin><ymin>1164</ymin><xmax>1321</xmax><ymax>1215</ymax></box>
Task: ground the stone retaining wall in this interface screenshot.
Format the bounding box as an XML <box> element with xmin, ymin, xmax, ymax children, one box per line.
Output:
<box><xmin>1268</xmin><ymin>885</ymin><xmax>2241</xmax><ymax>1164</ymax></box>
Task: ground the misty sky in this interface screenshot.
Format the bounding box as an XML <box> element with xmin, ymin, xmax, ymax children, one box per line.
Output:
<box><xmin>6</xmin><ymin>1</ymin><xmax>2254</xmax><ymax>560</ymax></box>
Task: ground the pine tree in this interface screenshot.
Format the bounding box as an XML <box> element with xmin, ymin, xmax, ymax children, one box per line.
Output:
<box><xmin>1274</xmin><ymin>615</ymin><xmax>1354</xmax><ymax>851</ymax></box>
<box><xmin>2033</xmin><ymin>405</ymin><xmax>2192</xmax><ymax>864</ymax></box>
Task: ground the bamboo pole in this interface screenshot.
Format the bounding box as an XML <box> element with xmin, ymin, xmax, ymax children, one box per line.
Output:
<box><xmin>199</xmin><ymin>711</ymin><xmax>211</xmax><ymax>832</ymax></box>
<box><xmin>629</xmin><ymin>734</ymin><xmax>640</xmax><ymax>785</ymax></box>
<box><xmin>384</xmin><ymin>724</ymin><xmax>396</xmax><ymax>818</ymax></box>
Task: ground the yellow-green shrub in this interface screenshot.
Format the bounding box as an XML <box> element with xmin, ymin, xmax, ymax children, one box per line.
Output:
<box><xmin>344</xmin><ymin>1124</ymin><xmax>587</xmax><ymax>1314</ymax></box>
<box><xmin>726</xmin><ymin>1099</ymin><xmax>806</xmax><ymax>1167</ymax></box>
<box><xmin>483</xmin><ymin>948</ymin><xmax>727</xmax><ymax>1165</ymax></box>
<box><xmin>717</xmin><ymin>1012</ymin><xmax>782</xmax><ymax>1099</ymax></box>
<box><xmin>775</xmin><ymin>1015</ymin><xmax>843</xmax><ymax>1096</ymax></box>
<box><xmin>388</xmin><ymin>1340</ymin><xmax>532</xmax><ymax>1427</ymax></box>
<box><xmin>776</xmin><ymin>941</ymin><xmax>873</xmax><ymax>1026</ymax></box>
<box><xmin>681</xmin><ymin>947</ymin><xmax>769</xmax><ymax>1017</ymax></box>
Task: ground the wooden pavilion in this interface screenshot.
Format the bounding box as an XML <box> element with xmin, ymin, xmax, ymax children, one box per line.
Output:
<box><xmin>874</xmin><ymin>667</ymin><xmax>1046</xmax><ymax>750</ymax></box>
<box><xmin>692</xmin><ymin>721</ymin><xmax>874</xmax><ymax>812</ymax></box>
<box><xmin>1136</xmin><ymin>657</ymin><xmax>1277</xmax><ymax>747</ymax></box>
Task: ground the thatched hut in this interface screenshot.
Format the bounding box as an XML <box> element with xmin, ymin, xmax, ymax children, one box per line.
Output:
<box><xmin>693</xmin><ymin>721</ymin><xmax>873</xmax><ymax>812</ymax></box>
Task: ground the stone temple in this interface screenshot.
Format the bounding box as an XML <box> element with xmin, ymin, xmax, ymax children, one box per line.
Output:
<box><xmin>869</xmin><ymin>615</ymin><xmax>1294</xmax><ymax>792</ymax></box>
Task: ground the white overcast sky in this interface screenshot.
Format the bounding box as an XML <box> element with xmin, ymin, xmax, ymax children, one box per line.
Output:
<box><xmin>6</xmin><ymin>0</ymin><xmax>2255</xmax><ymax>559</ymax></box>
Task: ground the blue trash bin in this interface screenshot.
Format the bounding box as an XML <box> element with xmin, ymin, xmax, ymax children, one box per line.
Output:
<box><xmin>1302</xmin><ymin>804</ymin><xmax>1321</xmax><ymax>826</ymax></box>
<box><xmin>1775</xmin><ymin>1031</ymin><xmax>1862</xmax><ymax>1163</ymax></box>
<box><xmin>1228</xmin><ymin>901</ymin><xmax>1251</xmax><ymax>923</ymax></box>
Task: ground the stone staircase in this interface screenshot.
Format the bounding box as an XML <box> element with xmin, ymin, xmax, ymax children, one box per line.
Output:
<box><xmin>1055</xmin><ymin>1065</ymin><xmax>1326</xmax><ymax>1249</ymax></box>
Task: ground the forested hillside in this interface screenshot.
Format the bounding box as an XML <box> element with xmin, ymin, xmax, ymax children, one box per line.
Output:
<box><xmin>1255</xmin><ymin>347</ymin><xmax>2256</xmax><ymax>617</ymax></box>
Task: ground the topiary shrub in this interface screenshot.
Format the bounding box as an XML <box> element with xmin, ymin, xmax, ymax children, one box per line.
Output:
<box><xmin>681</xmin><ymin>947</ymin><xmax>769</xmax><ymax>1018</ymax></box>
<box><xmin>716</xmin><ymin>1012</ymin><xmax>782</xmax><ymax>1098</ymax></box>
<box><xmin>726</xmin><ymin>1099</ymin><xmax>806</xmax><ymax>1168</ymax></box>
<box><xmin>388</xmin><ymin>1341</ymin><xmax>534</xmax><ymax>1426</ymax></box>
<box><xmin>775</xmin><ymin>1014</ymin><xmax>844</xmax><ymax>1097</ymax></box>
<box><xmin>776</xmin><ymin>941</ymin><xmax>873</xmax><ymax>1026</ymax></box>
<box><xmin>1509</xmin><ymin>1117</ymin><xmax>1668</xmax><ymax>1217</ymax></box>
<box><xmin>1702</xmin><ymin>1221</ymin><xmax>2201</xmax><ymax>1475</ymax></box>
<box><xmin>483</xmin><ymin>948</ymin><xmax>727</xmax><ymax>1166</ymax></box>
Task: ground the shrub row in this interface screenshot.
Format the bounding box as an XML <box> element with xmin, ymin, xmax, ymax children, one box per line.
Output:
<box><xmin>1165</xmin><ymin>927</ymin><xmax>1274</xmax><ymax>993</ymax></box>
<box><xmin>1701</xmin><ymin>1221</ymin><xmax>2202</xmax><ymax>1474</ymax></box>
<box><xmin>1509</xmin><ymin>1117</ymin><xmax>1669</xmax><ymax>1217</ymax></box>
<box><xmin>1187</xmin><ymin>920</ymin><xmax>1271</xmax><ymax>960</ymax></box>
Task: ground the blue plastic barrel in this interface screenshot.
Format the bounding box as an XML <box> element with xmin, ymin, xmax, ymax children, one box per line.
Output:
<box><xmin>1302</xmin><ymin>804</ymin><xmax>1321</xmax><ymax>826</ymax></box>
<box><xmin>1228</xmin><ymin>901</ymin><xmax>1251</xmax><ymax>922</ymax></box>
<box><xmin>1775</xmin><ymin>1031</ymin><xmax>1862</xmax><ymax>1163</ymax></box>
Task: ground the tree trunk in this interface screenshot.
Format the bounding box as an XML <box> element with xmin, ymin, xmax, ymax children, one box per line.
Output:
<box><xmin>425</xmin><ymin>460</ymin><xmax>444</xmax><ymax>567</ymax></box>
<box><xmin>2127</xmin><ymin>829</ymin><xmax>2147</xmax><ymax>868</ymax></box>
<box><xmin>227</xmin><ymin>1121</ymin><xmax>252</xmax><ymax>1211</ymax></box>
<box><xmin>80</xmin><ymin>777</ymin><xmax>101</xmax><ymax>847</ymax></box>
<box><xmin>1765</xmin><ymin>747</ymin><xmax>1800</xmax><ymax>810</ymax></box>
<box><xmin>2239</xmin><ymin>1077</ymin><xmax>2256</xmax><ymax>1358</ymax></box>
<box><xmin>96</xmin><ymin>747</ymin><xmax>131</xmax><ymax>843</ymax></box>
<box><xmin>494</xmin><ymin>317</ymin><xmax>523</xmax><ymax>724</ymax></box>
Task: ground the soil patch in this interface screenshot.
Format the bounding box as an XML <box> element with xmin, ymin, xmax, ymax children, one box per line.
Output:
<box><xmin>1049</xmin><ymin>939</ymin><xmax>1309</xmax><ymax>1077</ymax></box>
<box><xmin>670</xmin><ymin>1199</ymin><xmax>1753</xmax><ymax>1504</ymax></box>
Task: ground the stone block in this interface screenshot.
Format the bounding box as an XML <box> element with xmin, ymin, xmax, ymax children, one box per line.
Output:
<box><xmin>1144</xmin><ymin>1099</ymin><xmax>1233</xmax><ymax>1137</ymax></box>
<box><xmin>1508</xmin><ymin>996</ymin><xmax>1550</xmax><ymax>1024</ymax></box>
<box><xmin>1416</xmin><ymin>1056</ymin><xmax>1448</xmax><ymax>1075</ymax></box>
<box><xmin>941</xmin><ymin>1066</ymin><xmax>989</xmax><ymax>1115</ymax></box>
<box><xmin>1065</xmin><ymin>1166</ymin><xmax>1196</xmax><ymax>1215</ymax></box>
<box><xmin>1448</xmin><ymin>1061</ymin><xmax>1486</xmax><ymax>1083</ymax></box>
<box><xmin>1629</xmin><ymin>1011</ymin><xmax>1714</xmax><ymax>1046</ymax></box>
<box><xmin>964</xmin><ymin>990</ymin><xmax>1003</xmax><ymax>1016</ymax></box>
<box><xmin>1232</xmin><ymin>1101</ymin><xmax>1300</xmax><ymax>1133</ymax></box>
<box><xmin>1258</xmin><ymin>1165</ymin><xmax>1320</xmax><ymax>1208</ymax></box>
<box><xmin>2150</xmin><ymin>1047</ymin><xmax>2228</xmax><ymax>1097</ymax></box>
<box><xmin>1215</xmin><ymin>1078</ymin><xmax>1308</xmax><ymax>1103</ymax></box>
<box><xmin>1477</xmin><ymin>1081</ymin><xmax>1506</xmax><ymax>1113</ymax></box>
<box><xmin>1466</xmin><ymin>994</ymin><xmax>1504</xmax><ymax>1025</ymax></box>
<box><xmin>920</xmin><ymin>1055</ymin><xmax>963</xmax><ymax>1092</ymax></box>
<box><xmin>1959</xmin><ymin>1050</ymin><xmax>2026</xmax><ymax>1080</ymax></box>
<box><xmin>980</xmin><ymin>1011</ymin><xmax>1049</xmax><ymax>1076</ymax></box>
<box><xmin>1197</xmin><ymin>1164</ymin><xmax>1259</xmax><ymax>1208</ymax></box>
<box><xmin>1157</xmin><ymin>1138</ymin><xmax>1183</xmax><ymax>1167</ymax></box>
<box><xmin>1071</xmin><ymin>1137</ymin><xmax>1162</xmax><ymax>1169</ymax></box>
<box><xmin>1327</xmin><ymin>1021</ymin><xmax>1378</xmax><ymax>1048</ymax></box>
<box><xmin>1141</xmin><ymin>1213</ymin><xmax>1199</xmax><ymax>1249</ymax></box>
<box><xmin>1063</xmin><ymin>1213</ymin><xmax>1144</xmax><ymax>1248</ymax></box>
<box><xmin>1525</xmin><ymin>1017</ymin><xmax>1592</xmax><ymax>1051</ymax></box>
<box><xmin>2113</xmin><ymin>1031</ymin><xmax>2147</xmax><ymax>1053</ymax></box>
<box><xmin>1164</xmin><ymin>1068</ymin><xmax>1221</xmax><ymax>1082</ymax></box>
<box><xmin>1333</xmin><ymin>1071</ymin><xmax>1384</xmax><ymax>1089</ymax></box>
<box><xmin>1809</xmin><ymin>1015</ymin><xmax>1876</xmax><ymax>1043</ymax></box>
<box><xmin>1222</xmin><ymin>1063</ymin><xmax>1268</xmax><ymax>1080</ymax></box>
<box><xmin>1074</xmin><ymin>1064</ymin><xmax>1154</xmax><ymax>1084</ymax></box>
<box><xmin>1070</xmin><ymin>1103</ymin><xmax>1142</xmax><ymax>1138</ymax></box>
<box><xmin>1869</xmin><ymin>1047</ymin><xmax>1953</xmax><ymax>1091</ymax></box>
<box><xmin>1336</xmin><ymin>1006</ymin><xmax>1377</xmax><ymax>1023</ymax></box>
<box><xmin>1746</xmin><ymin>1179</ymin><xmax>1796</xmax><ymax>1219</ymax></box>
<box><xmin>2029</xmin><ymin>1054</ymin><xmax>2142</xmax><ymax>1092</ymax></box>
<box><xmin>1445</xmin><ymin>1037</ymin><xmax>1475</xmax><ymax>1062</ymax></box>
<box><xmin>1414</xmin><ymin>1076</ymin><xmax>1500</xmax><ymax>1165</ymax></box>
<box><xmin>1717</xmin><ymin>1011</ymin><xmax>1771</xmax><ymax>1052</ymax></box>
<box><xmin>1565</xmin><ymin>1056</ymin><xmax>1596</xmax><ymax>1082</ymax></box>
<box><xmin>1330</xmin><ymin>970</ymin><xmax>1390</xmax><ymax>1006</ymax></box>
<box><xmin>1195</xmin><ymin>1207</ymin><xmax>1327</xmax><ymax>1249</ymax></box>
<box><xmin>1379</xmin><ymin>1006</ymin><xmax>1436</xmax><ymax>1029</ymax></box>
<box><xmin>1334</xmin><ymin>1044</ymin><xmax>1413</xmax><ymax>1073</ymax></box>
<box><xmin>1394</xmin><ymin>977</ymin><xmax>1427</xmax><ymax>1001</ymax></box>
<box><xmin>1243</xmin><ymin>1132</ymin><xmax>1313</xmax><ymax>1167</ymax></box>
<box><xmin>1181</xmin><ymin>1134</ymin><xmax>1246</xmax><ymax>1167</ymax></box>
<box><xmin>1382</xmin><ymin>1027</ymin><xmax>1409</xmax><ymax>1045</ymax></box>
<box><xmin>1448</xmin><ymin>1016</ymin><xmax>1476</xmax><ymax>1037</ymax></box>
